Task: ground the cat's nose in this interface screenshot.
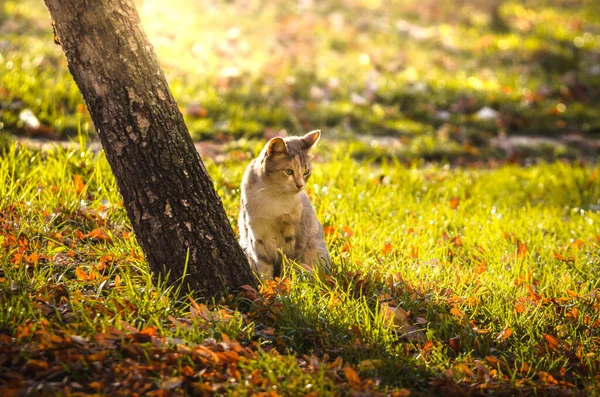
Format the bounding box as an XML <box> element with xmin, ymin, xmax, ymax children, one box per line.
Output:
<box><xmin>296</xmin><ymin>182</ymin><xmax>304</xmax><ymax>190</ymax></box>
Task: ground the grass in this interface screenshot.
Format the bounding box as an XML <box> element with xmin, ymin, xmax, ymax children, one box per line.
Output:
<box><xmin>1</xmin><ymin>137</ymin><xmax>599</xmax><ymax>394</ymax></box>
<box><xmin>1</xmin><ymin>0</ymin><xmax>600</xmax><ymax>393</ymax></box>
<box><xmin>1</xmin><ymin>0</ymin><xmax>600</xmax><ymax>161</ymax></box>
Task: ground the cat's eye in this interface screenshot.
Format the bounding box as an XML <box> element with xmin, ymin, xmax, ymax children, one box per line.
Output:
<box><xmin>303</xmin><ymin>169</ymin><xmax>311</xmax><ymax>176</ymax></box>
<box><xmin>284</xmin><ymin>169</ymin><xmax>294</xmax><ymax>175</ymax></box>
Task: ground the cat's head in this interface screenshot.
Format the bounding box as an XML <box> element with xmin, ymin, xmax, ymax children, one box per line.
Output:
<box><xmin>258</xmin><ymin>130</ymin><xmax>321</xmax><ymax>194</ymax></box>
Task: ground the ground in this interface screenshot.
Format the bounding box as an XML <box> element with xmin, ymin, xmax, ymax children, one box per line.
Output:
<box><xmin>1</xmin><ymin>0</ymin><xmax>600</xmax><ymax>395</ymax></box>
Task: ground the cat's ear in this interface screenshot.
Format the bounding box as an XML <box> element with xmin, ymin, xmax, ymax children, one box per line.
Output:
<box><xmin>302</xmin><ymin>130</ymin><xmax>321</xmax><ymax>151</ymax></box>
<box><xmin>267</xmin><ymin>137</ymin><xmax>288</xmax><ymax>156</ymax></box>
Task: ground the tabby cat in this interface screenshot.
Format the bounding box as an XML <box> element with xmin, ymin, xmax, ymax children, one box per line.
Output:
<box><xmin>238</xmin><ymin>130</ymin><xmax>330</xmax><ymax>278</ymax></box>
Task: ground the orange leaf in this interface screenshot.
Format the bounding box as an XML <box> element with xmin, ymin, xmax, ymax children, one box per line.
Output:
<box><xmin>537</xmin><ymin>370</ymin><xmax>558</xmax><ymax>384</ymax></box>
<box><xmin>73</xmin><ymin>174</ymin><xmax>85</xmax><ymax>194</ymax></box>
<box><xmin>75</xmin><ymin>266</ymin><xmax>89</xmax><ymax>281</ymax></box>
<box><xmin>553</xmin><ymin>251</ymin><xmax>565</xmax><ymax>261</ymax></box>
<box><xmin>449</xmin><ymin>197</ymin><xmax>460</xmax><ymax>210</ymax></box>
<box><xmin>342</xmin><ymin>226</ymin><xmax>354</xmax><ymax>237</ymax></box>
<box><xmin>410</xmin><ymin>245</ymin><xmax>419</xmax><ymax>258</ymax></box>
<box><xmin>451</xmin><ymin>235</ymin><xmax>463</xmax><ymax>246</ymax></box>
<box><xmin>517</xmin><ymin>241</ymin><xmax>527</xmax><ymax>259</ymax></box>
<box><xmin>85</xmin><ymin>228</ymin><xmax>111</xmax><ymax>242</ymax></box>
<box><xmin>89</xmin><ymin>381</ymin><xmax>103</xmax><ymax>391</ymax></box>
<box><xmin>475</xmin><ymin>260</ymin><xmax>487</xmax><ymax>274</ymax></box>
<box><xmin>140</xmin><ymin>326</ymin><xmax>157</xmax><ymax>336</ymax></box>
<box><xmin>100</xmin><ymin>254</ymin><xmax>115</xmax><ymax>266</ymax></box>
<box><xmin>485</xmin><ymin>355</ymin><xmax>500</xmax><ymax>366</ymax></box>
<box><xmin>344</xmin><ymin>366</ymin><xmax>361</xmax><ymax>386</ymax></box>
<box><xmin>450</xmin><ymin>305</ymin><xmax>463</xmax><ymax>318</ymax></box>
<box><xmin>16</xmin><ymin>322</ymin><xmax>34</xmax><ymax>339</ymax></box>
<box><xmin>571</xmin><ymin>307</ymin><xmax>579</xmax><ymax>319</ymax></box>
<box><xmin>497</xmin><ymin>327</ymin><xmax>513</xmax><ymax>340</ymax></box>
<box><xmin>566</xmin><ymin>289</ymin><xmax>579</xmax><ymax>298</ymax></box>
<box><xmin>25</xmin><ymin>252</ymin><xmax>40</xmax><ymax>265</ymax></box>
<box><xmin>570</xmin><ymin>239</ymin><xmax>584</xmax><ymax>250</ymax></box>
<box><xmin>543</xmin><ymin>334</ymin><xmax>560</xmax><ymax>350</ymax></box>
<box><xmin>23</xmin><ymin>359</ymin><xmax>50</xmax><ymax>372</ymax></box>
<box><xmin>381</xmin><ymin>243</ymin><xmax>393</xmax><ymax>255</ymax></box>
<box><xmin>526</xmin><ymin>285</ymin><xmax>541</xmax><ymax>302</ymax></box>
<box><xmin>422</xmin><ymin>340</ymin><xmax>434</xmax><ymax>352</ymax></box>
<box><xmin>323</xmin><ymin>226</ymin><xmax>336</xmax><ymax>236</ymax></box>
<box><xmin>11</xmin><ymin>252</ymin><xmax>23</xmax><ymax>264</ymax></box>
<box><xmin>515</xmin><ymin>303</ymin><xmax>526</xmax><ymax>313</ymax></box>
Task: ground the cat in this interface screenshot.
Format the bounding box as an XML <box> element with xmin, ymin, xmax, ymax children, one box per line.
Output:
<box><xmin>238</xmin><ymin>130</ymin><xmax>331</xmax><ymax>278</ymax></box>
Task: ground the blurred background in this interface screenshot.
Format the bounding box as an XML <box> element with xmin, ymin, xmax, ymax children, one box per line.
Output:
<box><xmin>1</xmin><ymin>0</ymin><xmax>599</xmax><ymax>163</ymax></box>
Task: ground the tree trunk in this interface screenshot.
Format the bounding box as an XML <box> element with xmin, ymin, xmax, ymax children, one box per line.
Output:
<box><xmin>44</xmin><ymin>0</ymin><xmax>256</xmax><ymax>298</ymax></box>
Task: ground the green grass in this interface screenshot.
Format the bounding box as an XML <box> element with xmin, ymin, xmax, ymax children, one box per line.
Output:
<box><xmin>2</xmin><ymin>1</ymin><xmax>600</xmax><ymax>392</ymax></box>
<box><xmin>1</xmin><ymin>138</ymin><xmax>599</xmax><ymax>394</ymax></box>
<box><xmin>1</xmin><ymin>0</ymin><xmax>600</xmax><ymax>161</ymax></box>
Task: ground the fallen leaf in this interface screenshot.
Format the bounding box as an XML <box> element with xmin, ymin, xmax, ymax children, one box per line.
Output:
<box><xmin>25</xmin><ymin>252</ymin><xmax>40</xmax><ymax>265</ymax></box>
<box><xmin>475</xmin><ymin>260</ymin><xmax>487</xmax><ymax>274</ymax></box>
<box><xmin>75</xmin><ymin>266</ymin><xmax>89</xmax><ymax>281</ymax></box>
<box><xmin>162</xmin><ymin>376</ymin><xmax>183</xmax><ymax>390</ymax></box>
<box><xmin>543</xmin><ymin>334</ymin><xmax>560</xmax><ymax>350</ymax></box>
<box><xmin>566</xmin><ymin>289</ymin><xmax>579</xmax><ymax>298</ymax></box>
<box><xmin>381</xmin><ymin>243</ymin><xmax>393</xmax><ymax>255</ymax></box>
<box><xmin>422</xmin><ymin>340</ymin><xmax>434</xmax><ymax>353</ymax></box>
<box><xmin>537</xmin><ymin>371</ymin><xmax>558</xmax><ymax>384</ymax></box>
<box><xmin>140</xmin><ymin>326</ymin><xmax>158</xmax><ymax>336</ymax></box>
<box><xmin>485</xmin><ymin>355</ymin><xmax>500</xmax><ymax>367</ymax></box>
<box><xmin>344</xmin><ymin>366</ymin><xmax>361</xmax><ymax>387</ymax></box>
<box><xmin>517</xmin><ymin>241</ymin><xmax>527</xmax><ymax>259</ymax></box>
<box><xmin>85</xmin><ymin>228</ymin><xmax>112</xmax><ymax>243</ymax></box>
<box><xmin>74</xmin><ymin>175</ymin><xmax>85</xmax><ymax>194</ymax></box>
<box><xmin>381</xmin><ymin>303</ymin><xmax>410</xmax><ymax>331</ymax></box>
<box><xmin>323</xmin><ymin>226</ymin><xmax>336</xmax><ymax>235</ymax></box>
<box><xmin>496</xmin><ymin>326</ymin><xmax>513</xmax><ymax>340</ymax></box>
<box><xmin>23</xmin><ymin>359</ymin><xmax>49</xmax><ymax>372</ymax></box>
<box><xmin>450</xmin><ymin>305</ymin><xmax>463</xmax><ymax>319</ymax></box>
<box><xmin>449</xmin><ymin>337</ymin><xmax>462</xmax><ymax>353</ymax></box>
<box><xmin>449</xmin><ymin>197</ymin><xmax>460</xmax><ymax>209</ymax></box>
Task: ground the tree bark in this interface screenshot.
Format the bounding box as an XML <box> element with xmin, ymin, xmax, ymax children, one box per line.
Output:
<box><xmin>44</xmin><ymin>0</ymin><xmax>256</xmax><ymax>298</ymax></box>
